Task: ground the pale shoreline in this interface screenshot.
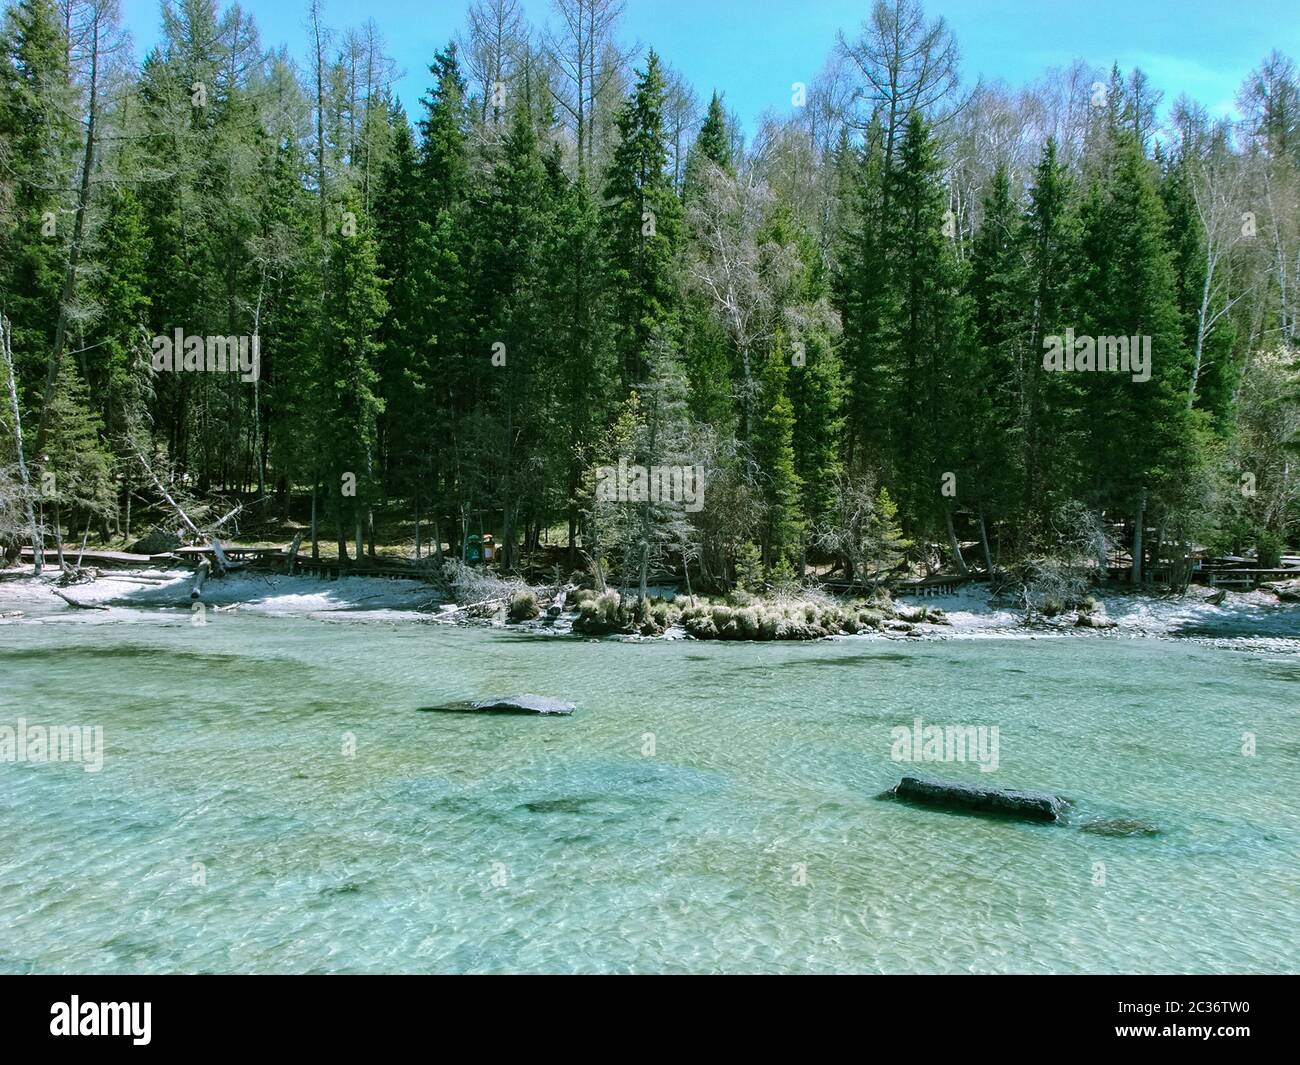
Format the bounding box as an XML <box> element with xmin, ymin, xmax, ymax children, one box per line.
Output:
<box><xmin>2</xmin><ymin>564</ymin><xmax>1297</xmax><ymax>650</ymax></box>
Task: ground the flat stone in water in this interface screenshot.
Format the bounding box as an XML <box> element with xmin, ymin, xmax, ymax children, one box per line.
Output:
<box><xmin>418</xmin><ymin>694</ymin><xmax>576</xmax><ymax>716</ymax></box>
<box><xmin>886</xmin><ymin>775</ymin><xmax>1069</xmax><ymax>822</ymax></box>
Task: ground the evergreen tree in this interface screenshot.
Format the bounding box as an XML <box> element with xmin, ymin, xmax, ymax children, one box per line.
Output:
<box><xmin>86</xmin><ymin>186</ymin><xmax>152</xmax><ymax>442</ymax></box>
<box><xmin>683</xmin><ymin>89</ymin><xmax>731</xmax><ymax>197</ymax></box>
<box><xmin>965</xmin><ymin>163</ymin><xmax>1025</xmax><ymax>561</ymax></box>
<box><xmin>835</xmin><ymin>118</ymin><xmax>895</xmax><ymax>469</ymax></box>
<box><xmin>0</xmin><ymin>0</ymin><xmax>76</xmax><ymax>390</ymax></box>
<box><xmin>320</xmin><ymin>190</ymin><xmax>387</xmax><ymax>562</ymax></box>
<box><xmin>1074</xmin><ymin>132</ymin><xmax>1194</xmax><ymax>580</ymax></box>
<box><xmin>41</xmin><ymin>359</ymin><xmax>115</xmax><ymax>555</ymax></box>
<box><xmin>546</xmin><ymin>157</ymin><xmax>616</xmax><ymax>561</ymax></box>
<box><xmin>753</xmin><ymin>335</ymin><xmax>803</xmax><ymax>567</ymax></box>
<box><xmin>1019</xmin><ymin>138</ymin><xmax>1079</xmax><ymax>541</ymax></box>
<box><xmin>602</xmin><ymin>50</ymin><xmax>683</xmax><ymax>388</ymax></box>
<box><xmin>878</xmin><ymin>112</ymin><xmax>971</xmax><ymax>542</ymax></box>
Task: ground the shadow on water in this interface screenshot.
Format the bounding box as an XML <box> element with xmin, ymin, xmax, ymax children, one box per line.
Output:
<box><xmin>1171</xmin><ymin>605</ymin><xmax>1300</xmax><ymax>642</ymax></box>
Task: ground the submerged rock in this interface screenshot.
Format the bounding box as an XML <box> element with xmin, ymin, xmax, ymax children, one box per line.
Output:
<box><xmin>419</xmin><ymin>694</ymin><xmax>576</xmax><ymax>716</ymax></box>
<box><xmin>1078</xmin><ymin>816</ymin><xmax>1161</xmax><ymax>838</ymax></box>
<box><xmin>886</xmin><ymin>775</ymin><xmax>1069</xmax><ymax>822</ymax></box>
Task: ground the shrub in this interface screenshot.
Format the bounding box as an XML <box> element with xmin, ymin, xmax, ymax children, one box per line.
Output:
<box><xmin>736</xmin><ymin>607</ymin><xmax>760</xmax><ymax>639</ymax></box>
<box><xmin>507</xmin><ymin>590</ymin><xmax>540</xmax><ymax>623</ymax></box>
<box><xmin>1257</xmin><ymin>531</ymin><xmax>1284</xmax><ymax>569</ymax></box>
<box><xmin>684</xmin><ymin>613</ymin><xmax>718</xmax><ymax>639</ymax></box>
<box><xmin>574</xmin><ymin>590</ymin><xmax>630</xmax><ymax>635</ymax></box>
<box><xmin>734</xmin><ymin>541</ymin><xmax>763</xmax><ymax>591</ymax></box>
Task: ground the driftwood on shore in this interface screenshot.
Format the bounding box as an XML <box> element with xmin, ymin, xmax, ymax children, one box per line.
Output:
<box><xmin>283</xmin><ymin>532</ymin><xmax>303</xmax><ymax>574</ymax></box>
<box><xmin>435</xmin><ymin>595</ymin><xmax>507</xmax><ymax>618</ymax></box>
<box><xmin>49</xmin><ymin>588</ymin><xmax>109</xmax><ymax>611</ymax></box>
<box><xmin>547</xmin><ymin>584</ymin><xmax>574</xmax><ymax>618</ymax></box>
<box><xmin>189</xmin><ymin>560</ymin><xmax>211</xmax><ymax>601</ymax></box>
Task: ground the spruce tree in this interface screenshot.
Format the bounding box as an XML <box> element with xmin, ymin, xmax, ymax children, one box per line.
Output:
<box><xmin>1074</xmin><ymin>132</ymin><xmax>1193</xmax><ymax>580</ymax></box>
<box><xmin>602</xmin><ymin>50</ymin><xmax>683</xmax><ymax>389</ymax></box>
<box><xmin>320</xmin><ymin>191</ymin><xmax>387</xmax><ymax>562</ymax></box>
<box><xmin>753</xmin><ymin>335</ymin><xmax>803</xmax><ymax>567</ymax></box>
<box><xmin>0</xmin><ymin>0</ymin><xmax>76</xmax><ymax>391</ymax></box>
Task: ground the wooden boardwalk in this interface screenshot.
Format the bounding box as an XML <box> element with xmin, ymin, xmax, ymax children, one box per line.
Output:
<box><xmin>23</xmin><ymin>547</ymin><xmax>166</xmax><ymax>567</ymax></box>
<box><xmin>20</xmin><ymin>544</ymin><xmax>429</xmax><ymax>582</ymax></box>
<box><xmin>822</xmin><ymin>573</ymin><xmax>976</xmax><ymax>597</ymax></box>
<box><xmin>1203</xmin><ymin>566</ymin><xmax>1300</xmax><ymax>589</ymax></box>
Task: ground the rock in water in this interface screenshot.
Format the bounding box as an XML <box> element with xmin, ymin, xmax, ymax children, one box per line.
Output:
<box><xmin>1079</xmin><ymin>816</ymin><xmax>1161</xmax><ymax>838</ymax></box>
<box><xmin>473</xmin><ymin>695</ymin><xmax>575</xmax><ymax>716</ymax></box>
<box><xmin>418</xmin><ymin>694</ymin><xmax>576</xmax><ymax>716</ymax></box>
<box><xmin>887</xmin><ymin>775</ymin><xmax>1068</xmax><ymax>822</ymax></box>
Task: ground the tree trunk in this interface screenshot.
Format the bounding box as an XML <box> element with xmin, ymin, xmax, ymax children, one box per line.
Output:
<box><xmin>1131</xmin><ymin>490</ymin><xmax>1147</xmax><ymax>584</ymax></box>
<box><xmin>284</xmin><ymin>531</ymin><xmax>303</xmax><ymax>575</ymax></box>
<box><xmin>1095</xmin><ymin>511</ymin><xmax>1108</xmax><ymax>578</ymax></box>
<box><xmin>310</xmin><ymin>482</ymin><xmax>320</xmax><ymax>561</ymax></box>
<box><xmin>1151</xmin><ymin>515</ymin><xmax>1167</xmax><ymax>585</ymax></box>
<box><xmin>33</xmin><ymin>15</ymin><xmax>100</xmax><ymax>459</ymax></box>
<box><xmin>944</xmin><ymin>508</ymin><xmax>968</xmax><ymax>574</ymax></box>
<box><xmin>978</xmin><ymin>510</ymin><xmax>995</xmax><ymax>576</ymax></box>
<box><xmin>412</xmin><ymin>481</ymin><xmax>421</xmax><ymax>560</ymax></box>
<box><xmin>2</xmin><ymin>316</ymin><xmax>42</xmax><ymax>575</ymax></box>
<box><xmin>54</xmin><ymin>503</ymin><xmax>65</xmax><ymax>571</ymax></box>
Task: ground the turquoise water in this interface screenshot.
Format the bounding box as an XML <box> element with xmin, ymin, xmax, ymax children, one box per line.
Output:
<box><xmin>1</xmin><ymin>612</ymin><xmax>1298</xmax><ymax>973</ymax></box>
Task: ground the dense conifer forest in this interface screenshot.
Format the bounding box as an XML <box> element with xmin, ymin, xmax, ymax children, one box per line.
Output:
<box><xmin>2</xmin><ymin>0</ymin><xmax>1298</xmax><ymax>597</ymax></box>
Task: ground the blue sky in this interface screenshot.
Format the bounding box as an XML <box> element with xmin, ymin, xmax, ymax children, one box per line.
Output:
<box><xmin>120</xmin><ymin>0</ymin><xmax>1300</xmax><ymax>130</ymax></box>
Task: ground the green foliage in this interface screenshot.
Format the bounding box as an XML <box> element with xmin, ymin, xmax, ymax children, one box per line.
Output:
<box><xmin>602</xmin><ymin>51</ymin><xmax>683</xmax><ymax>389</ymax></box>
<box><xmin>753</xmin><ymin>335</ymin><xmax>804</xmax><ymax>565</ymax></box>
<box><xmin>0</xmin><ymin>2</ymin><xmax>1291</xmax><ymax>589</ymax></box>
<box><xmin>734</xmin><ymin>540</ymin><xmax>763</xmax><ymax>591</ymax></box>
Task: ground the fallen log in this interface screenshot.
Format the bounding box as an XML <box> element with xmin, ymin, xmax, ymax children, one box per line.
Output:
<box><xmin>209</xmin><ymin>539</ymin><xmax>232</xmax><ymax>577</ymax></box>
<box><xmin>547</xmin><ymin>584</ymin><xmax>574</xmax><ymax>618</ymax></box>
<box><xmin>437</xmin><ymin>595</ymin><xmax>508</xmax><ymax>618</ymax></box>
<box><xmin>885</xmin><ymin>775</ymin><xmax>1068</xmax><ymax>823</ymax></box>
<box><xmin>50</xmin><ymin>588</ymin><xmax>109</xmax><ymax>611</ymax></box>
<box><xmin>133</xmin><ymin>446</ymin><xmax>202</xmax><ymax>539</ymax></box>
<box><xmin>190</xmin><ymin>559</ymin><xmax>210</xmax><ymax>601</ymax></box>
<box><xmin>283</xmin><ymin>531</ymin><xmax>303</xmax><ymax>575</ymax></box>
